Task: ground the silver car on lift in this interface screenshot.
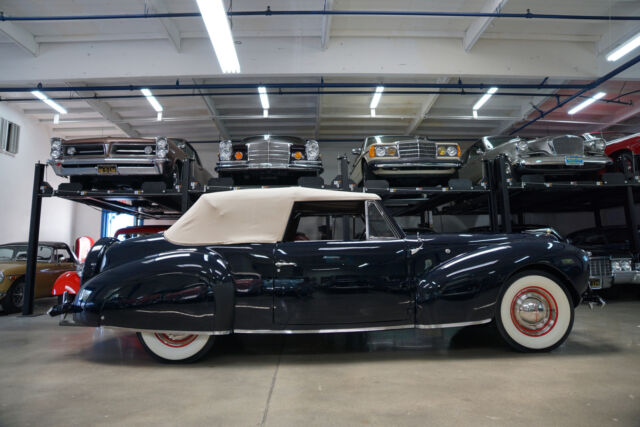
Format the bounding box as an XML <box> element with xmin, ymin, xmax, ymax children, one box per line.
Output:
<box><xmin>459</xmin><ymin>135</ymin><xmax>612</xmax><ymax>183</ymax></box>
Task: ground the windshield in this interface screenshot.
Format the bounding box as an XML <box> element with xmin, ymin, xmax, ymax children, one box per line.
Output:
<box><xmin>0</xmin><ymin>245</ymin><xmax>53</xmax><ymax>262</ymax></box>
<box><xmin>483</xmin><ymin>136</ymin><xmax>521</xmax><ymax>149</ymax></box>
<box><xmin>583</xmin><ymin>132</ymin><xmax>629</xmax><ymax>143</ymax></box>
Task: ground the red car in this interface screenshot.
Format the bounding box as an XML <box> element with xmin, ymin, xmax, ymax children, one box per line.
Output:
<box><xmin>584</xmin><ymin>132</ymin><xmax>639</xmax><ymax>179</ymax></box>
<box><xmin>51</xmin><ymin>225</ymin><xmax>170</xmax><ymax>299</ymax></box>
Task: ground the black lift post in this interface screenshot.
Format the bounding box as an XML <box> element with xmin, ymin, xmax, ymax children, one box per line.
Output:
<box><xmin>496</xmin><ymin>155</ymin><xmax>513</xmax><ymax>233</ymax></box>
<box><xmin>22</xmin><ymin>163</ymin><xmax>45</xmax><ymax>316</ymax></box>
<box><xmin>484</xmin><ymin>159</ymin><xmax>499</xmax><ymax>232</ymax></box>
<box><xmin>623</xmin><ymin>185</ymin><xmax>640</xmax><ymax>262</ymax></box>
<box><xmin>181</xmin><ymin>158</ymin><xmax>191</xmax><ymax>213</ymax></box>
<box><xmin>338</xmin><ymin>155</ymin><xmax>351</xmax><ymax>240</ymax></box>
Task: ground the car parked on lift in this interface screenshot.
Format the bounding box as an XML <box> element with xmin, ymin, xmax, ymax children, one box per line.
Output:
<box><xmin>0</xmin><ymin>242</ymin><xmax>76</xmax><ymax>313</ymax></box>
<box><xmin>583</xmin><ymin>132</ymin><xmax>639</xmax><ymax>180</ymax></box>
<box><xmin>48</xmin><ymin>136</ymin><xmax>212</xmax><ymax>190</ymax></box>
<box><xmin>215</xmin><ymin>135</ymin><xmax>323</xmax><ymax>185</ymax></box>
<box><xmin>52</xmin><ymin>187</ymin><xmax>590</xmax><ymax>362</ymax></box>
<box><xmin>350</xmin><ymin>135</ymin><xmax>462</xmax><ymax>187</ymax></box>
<box><xmin>459</xmin><ymin>135</ymin><xmax>612</xmax><ymax>183</ymax></box>
<box><xmin>51</xmin><ymin>225</ymin><xmax>170</xmax><ymax>301</ymax></box>
<box><xmin>566</xmin><ymin>226</ymin><xmax>640</xmax><ymax>290</ymax></box>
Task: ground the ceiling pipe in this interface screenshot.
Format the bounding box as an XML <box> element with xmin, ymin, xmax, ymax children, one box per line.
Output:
<box><xmin>1</xmin><ymin>90</ymin><xmax>631</xmax><ymax>106</ymax></box>
<box><xmin>1</xmin><ymin>9</ymin><xmax>639</xmax><ymax>22</ymax></box>
<box><xmin>509</xmin><ymin>52</ymin><xmax>640</xmax><ymax>134</ymax></box>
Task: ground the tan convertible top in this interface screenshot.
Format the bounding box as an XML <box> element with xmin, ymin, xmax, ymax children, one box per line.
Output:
<box><xmin>164</xmin><ymin>187</ymin><xmax>380</xmax><ymax>245</ymax></box>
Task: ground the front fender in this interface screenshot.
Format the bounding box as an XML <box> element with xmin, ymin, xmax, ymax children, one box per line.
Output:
<box><xmin>72</xmin><ymin>248</ymin><xmax>234</xmax><ymax>333</ymax></box>
<box><xmin>416</xmin><ymin>240</ymin><xmax>588</xmax><ymax>326</ymax></box>
<box><xmin>52</xmin><ymin>271</ymin><xmax>81</xmax><ymax>296</ymax></box>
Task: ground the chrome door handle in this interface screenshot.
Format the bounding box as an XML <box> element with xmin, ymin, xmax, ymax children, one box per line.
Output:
<box><xmin>275</xmin><ymin>261</ymin><xmax>297</xmax><ymax>267</ymax></box>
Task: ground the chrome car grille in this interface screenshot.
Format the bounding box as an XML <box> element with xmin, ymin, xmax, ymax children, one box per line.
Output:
<box><xmin>64</xmin><ymin>144</ymin><xmax>105</xmax><ymax>156</ymax></box>
<box><xmin>589</xmin><ymin>256</ymin><xmax>612</xmax><ymax>277</ymax></box>
<box><xmin>112</xmin><ymin>144</ymin><xmax>156</xmax><ymax>156</ymax></box>
<box><xmin>551</xmin><ymin>136</ymin><xmax>584</xmax><ymax>155</ymax></box>
<box><xmin>397</xmin><ymin>141</ymin><xmax>437</xmax><ymax>158</ymax></box>
<box><xmin>247</xmin><ymin>141</ymin><xmax>291</xmax><ymax>165</ymax></box>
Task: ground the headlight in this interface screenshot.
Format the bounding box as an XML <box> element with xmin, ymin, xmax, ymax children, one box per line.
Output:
<box><xmin>305</xmin><ymin>140</ymin><xmax>320</xmax><ymax>161</ymax></box>
<box><xmin>144</xmin><ymin>145</ymin><xmax>154</xmax><ymax>155</ymax></box>
<box><xmin>0</xmin><ymin>271</ymin><xmax>4</xmax><ymax>283</ymax></box>
<box><xmin>517</xmin><ymin>140</ymin><xmax>528</xmax><ymax>151</ymax></box>
<box><xmin>77</xmin><ymin>288</ymin><xmax>93</xmax><ymax>304</ymax></box>
<box><xmin>219</xmin><ymin>140</ymin><xmax>232</xmax><ymax>161</ymax></box>
<box><xmin>436</xmin><ymin>144</ymin><xmax>460</xmax><ymax>157</ymax></box>
<box><xmin>50</xmin><ymin>138</ymin><xmax>62</xmax><ymax>159</ymax></box>
<box><xmin>593</xmin><ymin>140</ymin><xmax>605</xmax><ymax>152</ymax></box>
<box><xmin>611</xmin><ymin>261</ymin><xmax>621</xmax><ymax>272</ymax></box>
<box><xmin>369</xmin><ymin>144</ymin><xmax>397</xmax><ymax>157</ymax></box>
<box><xmin>620</xmin><ymin>260</ymin><xmax>632</xmax><ymax>272</ymax></box>
<box><xmin>156</xmin><ymin>138</ymin><xmax>169</xmax><ymax>158</ymax></box>
<box><xmin>66</xmin><ymin>146</ymin><xmax>76</xmax><ymax>156</ymax></box>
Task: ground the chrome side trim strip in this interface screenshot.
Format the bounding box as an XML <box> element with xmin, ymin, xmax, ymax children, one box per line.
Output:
<box><xmin>234</xmin><ymin>324</ymin><xmax>414</xmax><ymax>334</ymax></box>
<box><xmin>415</xmin><ymin>319</ymin><xmax>492</xmax><ymax>329</ymax></box>
<box><xmin>101</xmin><ymin>326</ymin><xmax>231</xmax><ymax>336</ymax></box>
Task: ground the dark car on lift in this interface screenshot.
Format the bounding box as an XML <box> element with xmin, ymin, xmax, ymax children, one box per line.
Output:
<box><xmin>566</xmin><ymin>226</ymin><xmax>640</xmax><ymax>290</ymax></box>
<box><xmin>350</xmin><ymin>135</ymin><xmax>462</xmax><ymax>187</ymax></box>
<box><xmin>48</xmin><ymin>136</ymin><xmax>212</xmax><ymax>190</ymax></box>
<box><xmin>215</xmin><ymin>135</ymin><xmax>323</xmax><ymax>185</ymax></box>
<box><xmin>51</xmin><ymin>187</ymin><xmax>590</xmax><ymax>362</ymax></box>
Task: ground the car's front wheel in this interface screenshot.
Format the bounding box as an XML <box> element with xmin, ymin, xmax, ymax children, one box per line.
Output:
<box><xmin>1</xmin><ymin>279</ymin><xmax>25</xmax><ymax>313</ymax></box>
<box><xmin>614</xmin><ymin>152</ymin><xmax>635</xmax><ymax>180</ymax></box>
<box><xmin>137</xmin><ymin>332</ymin><xmax>215</xmax><ymax>363</ymax></box>
<box><xmin>496</xmin><ymin>271</ymin><xmax>574</xmax><ymax>352</ymax></box>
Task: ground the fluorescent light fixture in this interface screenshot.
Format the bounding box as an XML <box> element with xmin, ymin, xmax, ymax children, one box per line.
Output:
<box><xmin>157</xmin><ymin>112</ymin><xmax>163</xmax><ymax>122</ymax></box>
<box><xmin>473</xmin><ymin>110</ymin><xmax>478</xmax><ymax>119</ymax></box>
<box><xmin>53</xmin><ymin>114</ymin><xmax>60</xmax><ymax>124</ymax></box>
<box><xmin>369</xmin><ymin>86</ymin><xmax>384</xmax><ymax>109</ymax></box>
<box><xmin>264</xmin><ymin>134</ymin><xmax>270</xmax><ymax>140</ymax></box>
<box><xmin>370</xmin><ymin>108</ymin><xmax>376</xmax><ymax>117</ymax></box>
<box><xmin>568</xmin><ymin>92</ymin><xmax>606</xmax><ymax>115</ymax></box>
<box><xmin>258</xmin><ymin>86</ymin><xmax>269</xmax><ymax>109</ymax></box>
<box><xmin>607</xmin><ymin>32</ymin><xmax>640</xmax><ymax>62</ymax></box>
<box><xmin>196</xmin><ymin>0</ymin><xmax>241</xmax><ymax>73</ymax></box>
<box><xmin>140</xmin><ymin>88</ymin><xmax>163</xmax><ymax>113</ymax></box>
<box><xmin>473</xmin><ymin>87</ymin><xmax>498</xmax><ymax>111</ymax></box>
<box><xmin>31</xmin><ymin>91</ymin><xmax>67</xmax><ymax>114</ymax></box>
<box><xmin>263</xmin><ymin>109</ymin><xmax>269</xmax><ymax>118</ymax></box>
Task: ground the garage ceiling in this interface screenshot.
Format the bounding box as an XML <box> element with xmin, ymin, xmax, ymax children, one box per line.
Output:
<box><xmin>0</xmin><ymin>0</ymin><xmax>639</xmax><ymax>143</ymax></box>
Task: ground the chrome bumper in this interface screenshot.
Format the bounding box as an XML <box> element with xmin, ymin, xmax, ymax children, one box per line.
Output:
<box><xmin>369</xmin><ymin>159</ymin><xmax>461</xmax><ymax>175</ymax></box>
<box><xmin>48</xmin><ymin>157</ymin><xmax>168</xmax><ymax>176</ymax></box>
<box><xmin>516</xmin><ymin>155</ymin><xmax>610</xmax><ymax>170</ymax></box>
<box><xmin>613</xmin><ymin>271</ymin><xmax>640</xmax><ymax>285</ymax></box>
<box><xmin>216</xmin><ymin>160</ymin><xmax>322</xmax><ymax>172</ymax></box>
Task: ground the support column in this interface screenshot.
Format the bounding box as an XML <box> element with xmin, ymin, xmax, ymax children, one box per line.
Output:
<box><xmin>496</xmin><ymin>156</ymin><xmax>512</xmax><ymax>233</ymax></box>
<box><xmin>181</xmin><ymin>158</ymin><xmax>191</xmax><ymax>213</ymax></box>
<box><xmin>22</xmin><ymin>163</ymin><xmax>45</xmax><ymax>316</ymax></box>
<box><xmin>484</xmin><ymin>159</ymin><xmax>499</xmax><ymax>232</ymax></box>
<box><xmin>624</xmin><ymin>185</ymin><xmax>639</xmax><ymax>262</ymax></box>
<box><xmin>339</xmin><ymin>155</ymin><xmax>351</xmax><ymax>240</ymax></box>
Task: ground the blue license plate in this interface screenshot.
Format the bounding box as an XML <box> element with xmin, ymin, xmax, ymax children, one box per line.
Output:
<box><xmin>565</xmin><ymin>156</ymin><xmax>584</xmax><ymax>166</ymax></box>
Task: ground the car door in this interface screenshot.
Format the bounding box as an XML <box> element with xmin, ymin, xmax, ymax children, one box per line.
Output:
<box><xmin>274</xmin><ymin>200</ymin><xmax>412</xmax><ymax>327</ymax></box>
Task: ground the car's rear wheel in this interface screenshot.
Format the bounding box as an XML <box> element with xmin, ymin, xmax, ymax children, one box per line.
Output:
<box><xmin>614</xmin><ymin>152</ymin><xmax>635</xmax><ymax>180</ymax></box>
<box><xmin>1</xmin><ymin>279</ymin><xmax>25</xmax><ymax>313</ymax></box>
<box><xmin>496</xmin><ymin>271</ymin><xmax>574</xmax><ymax>352</ymax></box>
<box><xmin>137</xmin><ymin>332</ymin><xmax>214</xmax><ymax>363</ymax></box>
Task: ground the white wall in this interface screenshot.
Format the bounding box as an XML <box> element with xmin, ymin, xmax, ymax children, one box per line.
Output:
<box><xmin>0</xmin><ymin>102</ymin><xmax>79</xmax><ymax>245</ymax></box>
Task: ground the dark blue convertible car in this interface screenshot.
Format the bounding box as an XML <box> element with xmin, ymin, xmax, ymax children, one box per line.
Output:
<box><xmin>52</xmin><ymin>187</ymin><xmax>590</xmax><ymax>362</ymax></box>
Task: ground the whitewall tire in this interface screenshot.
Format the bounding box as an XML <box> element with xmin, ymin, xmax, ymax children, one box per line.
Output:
<box><xmin>496</xmin><ymin>271</ymin><xmax>574</xmax><ymax>352</ymax></box>
<box><xmin>137</xmin><ymin>332</ymin><xmax>214</xmax><ymax>363</ymax></box>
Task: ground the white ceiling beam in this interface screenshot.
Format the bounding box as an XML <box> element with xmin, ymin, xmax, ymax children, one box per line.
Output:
<box><xmin>463</xmin><ymin>0</ymin><xmax>509</xmax><ymax>52</ymax></box>
<box><xmin>595</xmin><ymin>103</ymin><xmax>640</xmax><ymax>132</ymax></box>
<box><xmin>314</xmin><ymin>93</ymin><xmax>322</xmax><ymax>138</ymax></box>
<box><xmin>0</xmin><ymin>21</ymin><xmax>39</xmax><ymax>56</ymax></box>
<box><xmin>147</xmin><ymin>0</ymin><xmax>181</xmax><ymax>51</ymax></box>
<box><xmin>405</xmin><ymin>77</ymin><xmax>449</xmax><ymax>135</ymax></box>
<box><xmin>194</xmin><ymin>80</ymin><xmax>230</xmax><ymax>140</ymax></box>
<box><xmin>320</xmin><ymin>0</ymin><xmax>333</xmax><ymax>50</ymax></box>
<box><xmin>71</xmin><ymin>85</ymin><xmax>140</xmax><ymax>137</ymax></box>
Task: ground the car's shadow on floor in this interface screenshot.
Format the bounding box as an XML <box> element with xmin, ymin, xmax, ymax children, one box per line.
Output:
<box><xmin>75</xmin><ymin>322</ymin><xmax>623</xmax><ymax>367</ymax></box>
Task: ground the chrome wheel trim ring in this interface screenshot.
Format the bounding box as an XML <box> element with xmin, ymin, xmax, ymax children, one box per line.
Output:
<box><xmin>510</xmin><ymin>286</ymin><xmax>558</xmax><ymax>337</ymax></box>
<box><xmin>12</xmin><ymin>282</ymin><xmax>24</xmax><ymax>307</ymax></box>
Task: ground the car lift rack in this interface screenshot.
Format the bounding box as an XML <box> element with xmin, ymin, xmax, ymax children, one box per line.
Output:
<box><xmin>19</xmin><ymin>155</ymin><xmax>640</xmax><ymax>315</ymax></box>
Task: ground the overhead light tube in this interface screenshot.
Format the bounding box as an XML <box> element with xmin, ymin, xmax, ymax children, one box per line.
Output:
<box><xmin>31</xmin><ymin>91</ymin><xmax>67</xmax><ymax>114</ymax></box>
<box><xmin>263</xmin><ymin>109</ymin><xmax>269</xmax><ymax>118</ymax></box>
<box><xmin>369</xmin><ymin>86</ymin><xmax>384</xmax><ymax>109</ymax></box>
<box><xmin>568</xmin><ymin>92</ymin><xmax>606</xmax><ymax>115</ymax></box>
<box><xmin>473</xmin><ymin>87</ymin><xmax>498</xmax><ymax>111</ymax></box>
<box><xmin>196</xmin><ymin>0</ymin><xmax>241</xmax><ymax>73</ymax></box>
<box><xmin>607</xmin><ymin>32</ymin><xmax>640</xmax><ymax>62</ymax></box>
<box><xmin>370</xmin><ymin>108</ymin><xmax>376</xmax><ymax>117</ymax></box>
<box><xmin>140</xmin><ymin>88</ymin><xmax>163</xmax><ymax>113</ymax></box>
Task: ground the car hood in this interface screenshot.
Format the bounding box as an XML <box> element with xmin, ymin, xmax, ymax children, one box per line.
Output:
<box><xmin>0</xmin><ymin>261</ymin><xmax>27</xmax><ymax>274</ymax></box>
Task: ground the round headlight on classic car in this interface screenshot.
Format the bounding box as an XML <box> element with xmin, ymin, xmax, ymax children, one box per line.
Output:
<box><xmin>156</xmin><ymin>138</ymin><xmax>169</xmax><ymax>158</ymax></box>
<box><xmin>219</xmin><ymin>140</ymin><xmax>232</xmax><ymax>161</ymax></box>
<box><xmin>620</xmin><ymin>260</ymin><xmax>632</xmax><ymax>271</ymax></box>
<box><xmin>612</xmin><ymin>260</ymin><xmax>621</xmax><ymax>272</ymax></box>
<box><xmin>144</xmin><ymin>145</ymin><xmax>154</xmax><ymax>155</ymax></box>
<box><xmin>517</xmin><ymin>140</ymin><xmax>528</xmax><ymax>151</ymax></box>
<box><xmin>375</xmin><ymin>145</ymin><xmax>387</xmax><ymax>157</ymax></box>
<box><xmin>66</xmin><ymin>146</ymin><xmax>76</xmax><ymax>156</ymax></box>
<box><xmin>51</xmin><ymin>149</ymin><xmax>61</xmax><ymax>159</ymax></box>
<box><xmin>50</xmin><ymin>138</ymin><xmax>62</xmax><ymax>159</ymax></box>
<box><xmin>446</xmin><ymin>146</ymin><xmax>458</xmax><ymax>157</ymax></box>
<box><xmin>305</xmin><ymin>140</ymin><xmax>320</xmax><ymax>161</ymax></box>
<box><xmin>594</xmin><ymin>140</ymin><xmax>605</xmax><ymax>152</ymax></box>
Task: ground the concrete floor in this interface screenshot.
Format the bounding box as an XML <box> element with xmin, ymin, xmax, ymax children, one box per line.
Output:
<box><xmin>0</xmin><ymin>296</ymin><xmax>639</xmax><ymax>427</ymax></box>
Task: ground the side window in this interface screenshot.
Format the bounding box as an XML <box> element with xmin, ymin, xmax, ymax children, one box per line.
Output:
<box><xmin>37</xmin><ymin>246</ymin><xmax>53</xmax><ymax>261</ymax></box>
<box><xmin>366</xmin><ymin>201</ymin><xmax>397</xmax><ymax>240</ymax></box>
<box><xmin>0</xmin><ymin>118</ymin><xmax>20</xmax><ymax>155</ymax></box>
<box><xmin>283</xmin><ymin>201</ymin><xmax>366</xmax><ymax>241</ymax></box>
<box><xmin>55</xmin><ymin>248</ymin><xmax>74</xmax><ymax>263</ymax></box>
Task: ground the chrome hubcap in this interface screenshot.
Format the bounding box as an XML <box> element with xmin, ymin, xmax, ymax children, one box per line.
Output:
<box><xmin>154</xmin><ymin>333</ymin><xmax>197</xmax><ymax>348</ymax></box>
<box><xmin>510</xmin><ymin>287</ymin><xmax>558</xmax><ymax>336</ymax></box>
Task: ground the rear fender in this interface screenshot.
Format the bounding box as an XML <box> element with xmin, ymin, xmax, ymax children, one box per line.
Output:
<box><xmin>52</xmin><ymin>271</ymin><xmax>81</xmax><ymax>296</ymax></box>
<box><xmin>75</xmin><ymin>248</ymin><xmax>234</xmax><ymax>333</ymax></box>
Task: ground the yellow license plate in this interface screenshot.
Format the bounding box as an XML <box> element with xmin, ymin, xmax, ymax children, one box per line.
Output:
<box><xmin>589</xmin><ymin>278</ymin><xmax>602</xmax><ymax>290</ymax></box>
<box><xmin>97</xmin><ymin>165</ymin><xmax>117</xmax><ymax>175</ymax></box>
